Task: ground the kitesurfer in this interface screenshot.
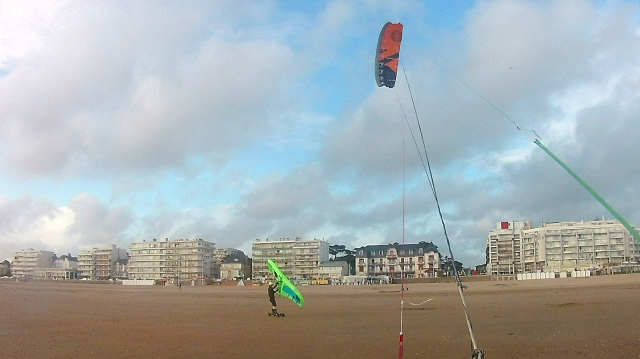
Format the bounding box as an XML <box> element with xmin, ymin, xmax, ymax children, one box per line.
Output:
<box><xmin>268</xmin><ymin>280</ymin><xmax>280</xmax><ymax>316</ymax></box>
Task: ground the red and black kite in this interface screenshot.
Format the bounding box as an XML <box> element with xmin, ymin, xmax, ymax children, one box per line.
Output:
<box><xmin>375</xmin><ymin>22</ymin><xmax>404</xmax><ymax>88</ymax></box>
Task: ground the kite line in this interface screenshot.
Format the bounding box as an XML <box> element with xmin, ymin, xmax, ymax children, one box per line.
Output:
<box><xmin>426</xmin><ymin>57</ymin><xmax>640</xmax><ymax>243</ymax></box>
<box><xmin>377</xmin><ymin>21</ymin><xmax>484</xmax><ymax>359</ymax></box>
<box><xmin>397</xmin><ymin>62</ymin><xmax>484</xmax><ymax>359</ymax></box>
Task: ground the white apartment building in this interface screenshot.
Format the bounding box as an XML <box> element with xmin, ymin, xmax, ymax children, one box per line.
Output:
<box><xmin>10</xmin><ymin>249</ymin><xmax>55</xmax><ymax>278</ymax></box>
<box><xmin>487</xmin><ymin>219</ymin><xmax>640</xmax><ymax>274</ymax></box>
<box><xmin>252</xmin><ymin>238</ymin><xmax>329</xmax><ymax>280</ymax></box>
<box><xmin>78</xmin><ymin>245</ymin><xmax>128</xmax><ymax>280</ymax></box>
<box><xmin>128</xmin><ymin>238</ymin><xmax>215</xmax><ymax>282</ymax></box>
<box><xmin>521</xmin><ymin>219</ymin><xmax>640</xmax><ymax>271</ymax></box>
<box><xmin>486</xmin><ymin>221</ymin><xmax>532</xmax><ymax>276</ymax></box>
<box><xmin>355</xmin><ymin>241</ymin><xmax>441</xmax><ymax>278</ymax></box>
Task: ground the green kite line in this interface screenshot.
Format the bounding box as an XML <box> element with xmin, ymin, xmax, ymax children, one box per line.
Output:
<box><xmin>534</xmin><ymin>139</ymin><xmax>640</xmax><ymax>242</ymax></box>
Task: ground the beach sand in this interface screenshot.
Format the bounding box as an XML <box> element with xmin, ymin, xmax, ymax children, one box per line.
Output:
<box><xmin>1</xmin><ymin>274</ymin><xmax>639</xmax><ymax>358</ymax></box>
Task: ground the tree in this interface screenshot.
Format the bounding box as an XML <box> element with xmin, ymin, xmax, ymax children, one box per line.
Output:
<box><xmin>442</xmin><ymin>256</ymin><xmax>463</xmax><ymax>276</ymax></box>
<box><xmin>329</xmin><ymin>245</ymin><xmax>346</xmax><ymax>260</ymax></box>
<box><xmin>329</xmin><ymin>245</ymin><xmax>355</xmax><ymax>275</ymax></box>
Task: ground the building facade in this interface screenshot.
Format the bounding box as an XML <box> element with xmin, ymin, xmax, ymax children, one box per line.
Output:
<box><xmin>318</xmin><ymin>261</ymin><xmax>349</xmax><ymax>281</ymax></box>
<box><xmin>521</xmin><ymin>219</ymin><xmax>640</xmax><ymax>271</ymax></box>
<box><xmin>220</xmin><ymin>251</ymin><xmax>251</xmax><ymax>280</ymax></box>
<box><xmin>486</xmin><ymin>221</ymin><xmax>532</xmax><ymax>276</ymax></box>
<box><xmin>487</xmin><ymin>219</ymin><xmax>640</xmax><ymax>274</ymax></box>
<box><xmin>34</xmin><ymin>267</ymin><xmax>78</xmax><ymax>280</ymax></box>
<box><xmin>78</xmin><ymin>245</ymin><xmax>128</xmax><ymax>280</ymax></box>
<box><xmin>252</xmin><ymin>238</ymin><xmax>329</xmax><ymax>280</ymax></box>
<box><xmin>10</xmin><ymin>249</ymin><xmax>55</xmax><ymax>278</ymax></box>
<box><xmin>354</xmin><ymin>242</ymin><xmax>441</xmax><ymax>278</ymax></box>
<box><xmin>128</xmin><ymin>238</ymin><xmax>215</xmax><ymax>282</ymax></box>
<box><xmin>213</xmin><ymin>248</ymin><xmax>239</xmax><ymax>279</ymax></box>
<box><xmin>113</xmin><ymin>257</ymin><xmax>129</xmax><ymax>279</ymax></box>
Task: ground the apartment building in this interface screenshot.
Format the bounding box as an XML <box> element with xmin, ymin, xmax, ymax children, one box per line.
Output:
<box><xmin>252</xmin><ymin>238</ymin><xmax>329</xmax><ymax>280</ymax></box>
<box><xmin>521</xmin><ymin>219</ymin><xmax>640</xmax><ymax>271</ymax></box>
<box><xmin>128</xmin><ymin>238</ymin><xmax>215</xmax><ymax>282</ymax></box>
<box><xmin>486</xmin><ymin>221</ymin><xmax>532</xmax><ymax>276</ymax></box>
<box><xmin>354</xmin><ymin>241</ymin><xmax>440</xmax><ymax>278</ymax></box>
<box><xmin>78</xmin><ymin>245</ymin><xmax>128</xmax><ymax>280</ymax></box>
<box><xmin>220</xmin><ymin>251</ymin><xmax>251</xmax><ymax>280</ymax></box>
<box><xmin>487</xmin><ymin>219</ymin><xmax>640</xmax><ymax>274</ymax></box>
<box><xmin>10</xmin><ymin>249</ymin><xmax>55</xmax><ymax>278</ymax></box>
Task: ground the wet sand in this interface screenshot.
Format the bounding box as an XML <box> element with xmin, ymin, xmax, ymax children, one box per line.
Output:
<box><xmin>1</xmin><ymin>274</ymin><xmax>639</xmax><ymax>358</ymax></box>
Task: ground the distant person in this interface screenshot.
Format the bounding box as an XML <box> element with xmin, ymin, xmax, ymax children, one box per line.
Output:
<box><xmin>268</xmin><ymin>280</ymin><xmax>280</xmax><ymax>316</ymax></box>
<box><xmin>178</xmin><ymin>281</ymin><xmax>182</xmax><ymax>291</ymax></box>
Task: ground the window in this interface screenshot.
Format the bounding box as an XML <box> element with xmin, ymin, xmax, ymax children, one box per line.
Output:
<box><xmin>359</xmin><ymin>250</ymin><xmax>363</xmax><ymax>256</ymax></box>
<box><xmin>418</xmin><ymin>248</ymin><xmax>424</xmax><ymax>254</ymax></box>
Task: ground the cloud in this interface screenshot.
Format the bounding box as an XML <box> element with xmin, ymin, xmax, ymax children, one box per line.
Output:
<box><xmin>0</xmin><ymin>194</ymin><xmax>133</xmax><ymax>261</ymax></box>
<box><xmin>0</xmin><ymin>1</ymin><xmax>300</xmax><ymax>177</ymax></box>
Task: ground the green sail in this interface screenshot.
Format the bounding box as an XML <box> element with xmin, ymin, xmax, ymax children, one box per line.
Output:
<box><xmin>267</xmin><ymin>259</ymin><xmax>304</xmax><ymax>308</ymax></box>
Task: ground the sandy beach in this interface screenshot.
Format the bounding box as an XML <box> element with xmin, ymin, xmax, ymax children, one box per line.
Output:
<box><xmin>1</xmin><ymin>274</ymin><xmax>640</xmax><ymax>358</ymax></box>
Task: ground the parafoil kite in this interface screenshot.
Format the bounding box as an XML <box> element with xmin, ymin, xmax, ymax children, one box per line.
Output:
<box><xmin>375</xmin><ymin>22</ymin><xmax>404</xmax><ymax>88</ymax></box>
<box><xmin>267</xmin><ymin>259</ymin><xmax>304</xmax><ymax>308</ymax></box>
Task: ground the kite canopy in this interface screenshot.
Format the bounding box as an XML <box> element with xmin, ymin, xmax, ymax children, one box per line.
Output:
<box><xmin>375</xmin><ymin>22</ymin><xmax>404</xmax><ymax>88</ymax></box>
<box><xmin>267</xmin><ymin>259</ymin><xmax>304</xmax><ymax>308</ymax></box>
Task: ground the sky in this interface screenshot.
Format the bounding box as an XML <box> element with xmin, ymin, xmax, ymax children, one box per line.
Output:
<box><xmin>1</xmin><ymin>0</ymin><xmax>639</xmax><ymax>267</ymax></box>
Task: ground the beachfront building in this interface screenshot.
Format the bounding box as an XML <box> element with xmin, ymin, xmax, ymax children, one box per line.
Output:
<box><xmin>10</xmin><ymin>249</ymin><xmax>55</xmax><ymax>278</ymax></box>
<box><xmin>487</xmin><ymin>219</ymin><xmax>640</xmax><ymax>274</ymax></box>
<box><xmin>521</xmin><ymin>219</ymin><xmax>640</xmax><ymax>272</ymax></box>
<box><xmin>34</xmin><ymin>267</ymin><xmax>78</xmax><ymax>280</ymax></box>
<box><xmin>128</xmin><ymin>238</ymin><xmax>215</xmax><ymax>283</ymax></box>
<box><xmin>33</xmin><ymin>254</ymin><xmax>80</xmax><ymax>280</ymax></box>
<box><xmin>213</xmin><ymin>248</ymin><xmax>239</xmax><ymax>279</ymax></box>
<box><xmin>354</xmin><ymin>241</ymin><xmax>441</xmax><ymax>278</ymax></box>
<box><xmin>318</xmin><ymin>261</ymin><xmax>349</xmax><ymax>281</ymax></box>
<box><xmin>252</xmin><ymin>238</ymin><xmax>329</xmax><ymax>280</ymax></box>
<box><xmin>56</xmin><ymin>254</ymin><xmax>78</xmax><ymax>270</ymax></box>
<box><xmin>486</xmin><ymin>221</ymin><xmax>532</xmax><ymax>276</ymax></box>
<box><xmin>78</xmin><ymin>245</ymin><xmax>128</xmax><ymax>280</ymax></box>
<box><xmin>220</xmin><ymin>251</ymin><xmax>251</xmax><ymax>280</ymax></box>
<box><xmin>113</xmin><ymin>257</ymin><xmax>129</xmax><ymax>279</ymax></box>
